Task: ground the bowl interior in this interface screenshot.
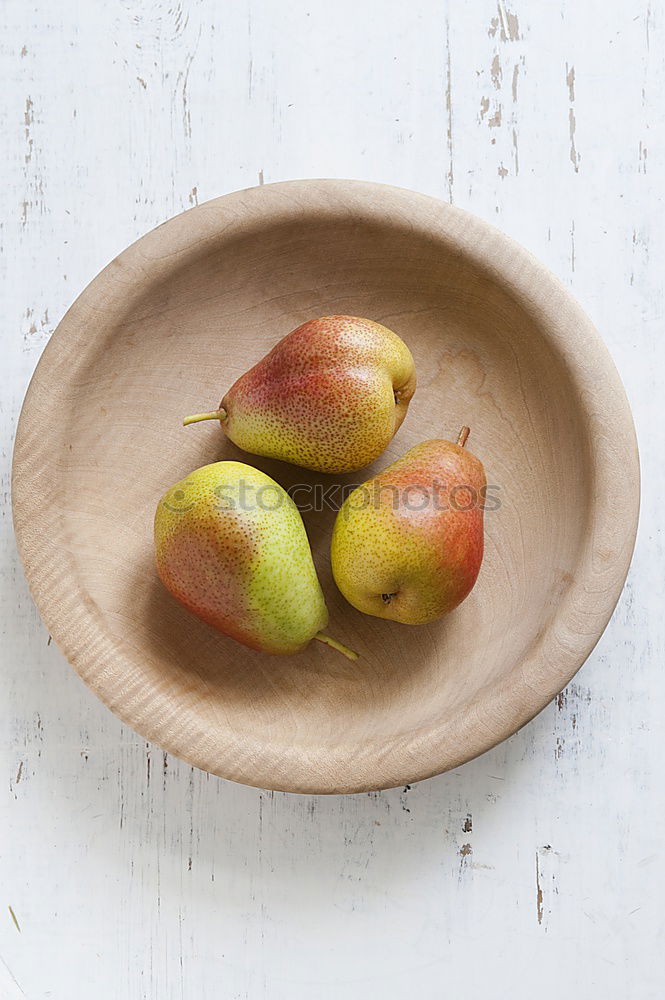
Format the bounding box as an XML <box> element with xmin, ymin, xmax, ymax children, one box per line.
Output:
<box><xmin>13</xmin><ymin>183</ymin><xmax>636</xmax><ymax>792</ymax></box>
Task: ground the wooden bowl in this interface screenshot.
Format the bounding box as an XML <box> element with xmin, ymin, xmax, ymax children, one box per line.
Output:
<box><xmin>12</xmin><ymin>180</ymin><xmax>639</xmax><ymax>793</ymax></box>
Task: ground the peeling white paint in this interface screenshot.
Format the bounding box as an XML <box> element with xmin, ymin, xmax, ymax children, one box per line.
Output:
<box><xmin>0</xmin><ymin>0</ymin><xmax>661</xmax><ymax>998</ymax></box>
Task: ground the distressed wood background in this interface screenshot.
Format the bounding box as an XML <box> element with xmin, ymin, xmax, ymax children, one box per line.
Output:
<box><xmin>1</xmin><ymin>1</ymin><xmax>662</xmax><ymax>997</ymax></box>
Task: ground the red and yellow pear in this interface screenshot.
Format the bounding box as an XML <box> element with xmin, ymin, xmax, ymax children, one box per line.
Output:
<box><xmin>155</xmin><ymin>461</ymin><xmax>357</xmax><ymax>659</ymax></box>
<box><xmin>183</xmin><ymin>315</ymin><xmax>416</xmax><ymax>474</ymax></box>
<box><xmin>330</xmin><ymin>429</ymin><xmax>486</xmax><ymax>624</ymax></box>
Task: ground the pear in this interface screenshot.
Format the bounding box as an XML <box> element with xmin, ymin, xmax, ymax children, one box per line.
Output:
<box><xmin>183</xmin><ymin>316</ymin><xmax>416</xmax><ymax>474</ymax></box>
<box><xmin>155</xmin><ymin>461</ymin><xmax>357</xmax><ymax>659</ymax></box>
<box><xmin>330</xmin><ymin>429</ymin><xmax>485</xmax><ymax>624</ymax></box>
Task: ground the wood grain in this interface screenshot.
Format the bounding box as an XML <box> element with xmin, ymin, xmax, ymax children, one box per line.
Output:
<box><xmin>12</xmin><ymin>180</ymin><xmax>638</xmax><ymax>793</ymax></box>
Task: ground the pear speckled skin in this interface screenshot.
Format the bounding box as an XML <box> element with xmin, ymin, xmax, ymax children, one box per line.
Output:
<box><xmin>155</xmin><ymin>462</ymin><xmax>329</xmax><ymax>655</ymax></box>
<box><xmin>187</xmin><ymin>316</ymin><xmax>416</xmax><ymax>474</ymax></box>
<box><xmin>331</xmin><ymin>437</ymin><xmax>486</xmax><ymax>625</ymax></box>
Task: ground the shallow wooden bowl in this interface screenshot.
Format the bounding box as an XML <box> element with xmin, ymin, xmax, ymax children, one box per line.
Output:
<box><xmin>12</xmin><ymin>180</ymin><xmax>639</xmax><ymax>793</ymax></box>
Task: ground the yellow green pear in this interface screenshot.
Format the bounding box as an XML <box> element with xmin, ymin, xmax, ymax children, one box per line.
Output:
<box><xmin>155</xmin><ymin>461</ymin><xmax>357</xmax><ymax>659</ymax></box>
<box><xmin>183</xmin><ymin>315</ymin><xmax>416</xmax><ymax>474</ymax></box>
<box><xmin>331</xmin><ymin>429</ymin><xmax>486</xmax><ymax>625</ymax></box>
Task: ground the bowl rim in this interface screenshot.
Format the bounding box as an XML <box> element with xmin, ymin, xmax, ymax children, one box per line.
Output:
<box><xmin>11</xmin><ymin>178</ymin><xmax>640</xmax><ymax>794</ymax></box>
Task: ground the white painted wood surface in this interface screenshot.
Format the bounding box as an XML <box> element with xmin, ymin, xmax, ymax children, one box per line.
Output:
<box><xmin>1</xmin><ymin>0</ymin><xmax>661</xmax><ymax>996</ymax></box>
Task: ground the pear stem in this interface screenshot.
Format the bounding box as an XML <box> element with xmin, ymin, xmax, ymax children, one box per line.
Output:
<box><xmin>457</xmin><ymin>426</ymin><xmax>470</xmax><ymax>448</ymax></box>
<box><xmin>183</xmin><ymin>408</ymin><xmax>227</xmax><ymax>427</ymax></box>
<box><xmin>314</xmin><ymin>632</ymin><xmax>359</xmax><ymax>661</ymax></box>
